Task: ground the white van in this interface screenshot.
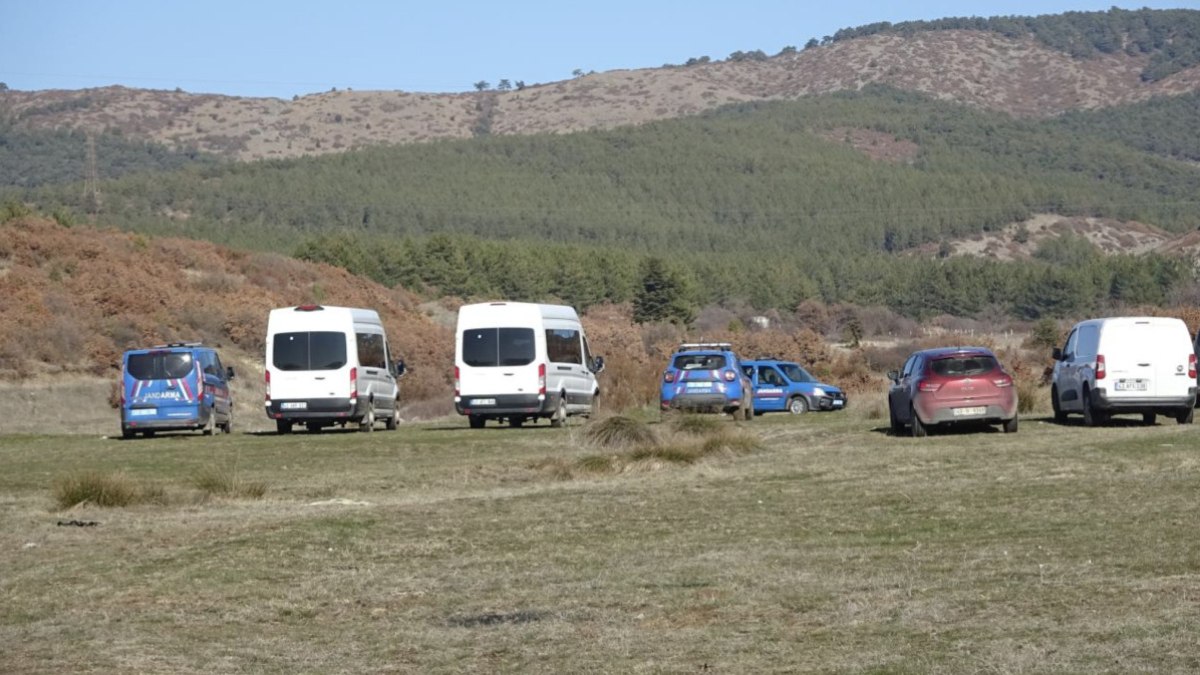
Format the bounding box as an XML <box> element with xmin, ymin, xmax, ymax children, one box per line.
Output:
<box><xmin>1051</xmin><ymin>316</ymin><xmax>1197</xmax><ymax>426</ymax></box>
<box><xmin>454</xmin><ymin>302</ymin><xmax>604</xmax><ymax>428</ymax></box>
<box><xmin>264</xmin><ymin>305</ymin><xmax>405</xmax><ymax>434</ymax></box>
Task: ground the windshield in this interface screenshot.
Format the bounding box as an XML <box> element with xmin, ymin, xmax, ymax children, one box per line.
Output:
<box><xmin>126</xmin><ymin>352</ymin><xmax>194</xmax><ymax>380</ymax></box>
<box><xmin>929</xmin><ymin>355</ymin><xmax>997</xmax><ymax>377</ymax></box>
<box><xmin>273</xmin><ymin>332</ymin><xmax>347</xmax><ymax>371</ymax></box>
<box><xmin>780</xmin><ymin>363</ymin><xmax>815</xmax><ymax>383</ymax></box>
<box><xmin>461</xmin><ymin>328</ymin><xmax>536</xmax><ymax>367</ymax></box>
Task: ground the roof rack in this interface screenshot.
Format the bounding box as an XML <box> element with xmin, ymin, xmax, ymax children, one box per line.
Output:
<box><xmin>678</xmin><ymin>342</ymin><xmax>733</xmax><ymax>351</ymax></box>
<box><xmin>151</xmin><ymin>342</ymin><xmax>204</xmax><ymax>348</ymax></box>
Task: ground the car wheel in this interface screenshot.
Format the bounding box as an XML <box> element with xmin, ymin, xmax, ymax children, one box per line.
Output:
<box><xmin>223</xmin><ymin>412</ymin><xmax>232</xmax><ymax>434</ymax></box>
<box><xmin>276</xmin><ymin>420</ymin><xmax>292</xmax><ymax>435</ymax></box>
<box><xmin>888</xmin><ymin>404</ymin><xmax>903</xmax><ymax>435</ymax></box>
<box><xmin>910</xmin><ymin>405</ymin><xmax>927</xmax><ymax>438</ymax></box>
<box><xmin>202</xmin><ymin>409</ymin><xmax>216</xmax><ymax>436</ymax></box>
<box><xmin>359</xmin><ymin>402</ymin><xmax>375</xmax><ymax>432</ymax></box>
<box><xmin>469</xmin><ymin>415</ymin><xmax>485</xmax><ymax>429</ymax></box>
<box><xmin>1143</xmin><ymin>412</ymin><xmax>1157</xmax><ymax>426</ymax></box>
<box><xmin>550</xmin><ymin>396</ymin><xmax>567</xmax><ymax>428</ymax></box>
<box><xmin>788</xmin><ymin>397</ymin><xmax>808</xmax><ymax>415</ymax></box>
<box><xmin>1177</xmin><ymin>406</ymin><xmax>1194</xmax><ymax>425</ymax></box>
<box><xmin>1082</xmin><ymin>388</ymin><xmax>1101</xmax><ymax>427</ymax></box>
<box><xmin>121</xmin><ymin>427</ymin><xmax>135</xmax><ymax>440</ymax></box>
<box><xmin>1051</xmin><ymin>385</ymin><xmax>1067</xmax><ymax>423</ymax></box>
<box><xmin>385</xmin><ymin>409</ymin><xmax>398</xmax><ymax>431</ymax></box>
<box><xmin>509</xmin><ymin>416</ymin><xmax>524</xmax><ymax>428</ymax></box>
<box><xmin>1003</xmin><ymin>415</ymin><xmax>1019</xmax><ymax>433</ymax></box>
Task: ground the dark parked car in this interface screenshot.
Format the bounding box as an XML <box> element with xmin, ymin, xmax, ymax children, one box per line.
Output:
<box><xmin>887</xmin><ymin>347</ymin><xmax>1018</xmax><ymax>437</ymax></box>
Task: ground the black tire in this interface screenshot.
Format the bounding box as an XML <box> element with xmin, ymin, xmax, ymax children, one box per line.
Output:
<box><xmin>469</xmin><ymin>415</ymin><xmax>485</xmax><ymax>429</ymax></box>
<box><xmin>306</xmin><ymin>422</ymin><xmax>322</xmax><ymax>434</ymax></box>
<box><xmin>550</xmin><ymin>395</ymin><xmax>567</xmax><ymax>428</ymax></box>
<box><xmin>1143</xmin><ymin>412</ymin><xmax>1157</xmax><ymax>426</ymax></box>
<box><xmin>385</xmin><ymin>409</ymin><xmax>398</xmax><ymax>431</ymax></box>
<box><xmin>1003</xmin><ymin>415</ymin><xmax>1019</xmax><ymax>433</ymax></box>
<box><xmin>743</xmin><ymin>398</ymin><xmax>755</xmax><ymax>421</ymax></box>
<box><xmin>359</xmin><ymin>402</ymin><xmax>375</xmax><ymax>432</ymax></box>
<box><xmin>1082</xmin><ymin>388</ymin><xmax>1101</xmax><ymax>427</ymax></box>
<box><xmin>143</xmin><ymin>430</ymin><xmax>156</xmax><ymax>438</ymax></box>
<box><xmin>202</xmin><ymin>409</ymin><xmax>216</xmax><ymax>436</ymax></box>
<box><xmin>1051</xmin><ymin>385</ymin><xmax>1067</xmax><ymax>423</ymax></box>
<box><xmin>1177</xmin><ymin>406</ymin><xmax>1194</xmax><ymax>425</ymax></box>
<box><xmin>276</xmin><ymin>420</ymin><xmax>292</xmax><ymax>435</ymax></box>
<box><xmin>888</xmin><ymin>404</ymin><xmax>903</xmax><ymax>435</ymax></box>
<box><xmin>121</xmin><ymin>427</ymin><xmax>135</xmax><ymax>440</ymax></box>
<box><xmin>222</xmin><ymin>413</ymin><xmax>232</xmax><ymax>434</ymax></box>
<box><xmin>509</xmin><ymin>417</ymin><xmax>524</xmax><ymax>428</ymax></box>
<box><xmin>788</xmin><ymin>397</ymin><xmax>808</xmax><ymax>415</ymax></box>
<box><xmin>910</xmin><ymin>406</ymin><xmax>927</xmax><ymax>438</ymax></box>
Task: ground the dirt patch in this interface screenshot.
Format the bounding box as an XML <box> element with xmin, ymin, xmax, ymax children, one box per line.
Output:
<box><xmin>919</xmin><ymin>213</ymin><xmax>1187</xmax><ymax>260</ymax></box>
<box><xmin>819</xmin><ymin>127</ymin><xmax>920</xmax><ymax>163</ymax></box>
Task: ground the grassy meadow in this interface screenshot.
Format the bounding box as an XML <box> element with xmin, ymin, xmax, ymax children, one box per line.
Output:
<box><xmin>2</xmin><ymin>407</ymin><xmax>1199</xmax><ymax>673</ymax></box>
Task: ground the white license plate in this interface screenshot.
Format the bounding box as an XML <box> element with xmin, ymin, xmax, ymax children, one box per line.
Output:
<box><xmin>129</xmin><ymin>408</ymin><xmax>156</xmax><ymax>417</ymax></box>
<box><xmin>952</xmin><ymin>406</ymin><xmax>987</xmax><ymax>417</ymax></box>
<box><xmin>1115</xmin><ymin>380</ymin><xmax>1147</xmax><ymax>392</ymax></box>
<box><xmin>685</xmin><ymin>382</ymin><xmax>712</xmax><ymax>389</ymax></box>
<box><xmin>832</xmin><ymin>400</ymin><xmax>844</xmax><ymax>407</ymax></box>
<box><xmin>470</xmin><ymin>398</ymin><xmax>496</xmax><ymax>406</ymax></box>
<box><xmin>280</xmin><ymin>402</ymin><xmax>307</xmax><ymax>410</ymax></box>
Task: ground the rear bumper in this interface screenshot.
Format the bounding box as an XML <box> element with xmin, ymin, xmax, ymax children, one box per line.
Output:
<box><xmin>1091</xmin><ymin>387</ymin><xmax>1197</xmax><ymax>413</ymax></box>
<box><xmin>921</xmin><ymin>403</ymin><xmax>1015</xmax><ymax>425</ymax></box>
<box><xmin>266</xmin><ymin>397</ymin><xmax>360</xmax><ymax>421</ymax></box>
<box><xmin>662</xmin><ymin>393</ymin><xmax>741</xmax><ymax>412</ymax></box>
<box><xmin>122</xmin><ymin>405</ymin><xmax>212</xmax><ymax>432</ymax></box>
<box><xmin>456</xmin><ymin>392</ymin><xmax>560</xmax><ymax>417</ymax></box>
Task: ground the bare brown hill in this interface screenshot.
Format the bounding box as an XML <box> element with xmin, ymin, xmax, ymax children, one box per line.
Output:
<box><xmin>4</xmin><ymin>31</ymin><xmax>1199</xmax><ymax>161</ymax></box>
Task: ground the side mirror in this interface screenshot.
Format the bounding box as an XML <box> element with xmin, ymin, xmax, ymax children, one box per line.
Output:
<box><xmin>393</xmin><ymin>359</ymin><xmax>407</xmax><ymax>378</ymax></box>
<box><xmin>886</xmin><ymin>370</ymin><xmax>899</xmax><ymax>383</ymax></box>
<box><xmin>1051</xmin><ymin>347</ymin><xmax>1063</xmax><ymax>361</ymax></box>
<box><xmin>226</xmin><ymin>366</ymin><xmax>236</xmax><ymax>381</ymax></box>
<box><xmin>592</xmin><ymin>356</ymin><xmax>605</xmax><ymax>374</ymax></box>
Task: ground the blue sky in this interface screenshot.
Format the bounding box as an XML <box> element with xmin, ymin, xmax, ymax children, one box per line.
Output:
<box><xmin>1</xmin><ymin>1</ymin><xmax>1196</xmax><ymax>98</ymax></box>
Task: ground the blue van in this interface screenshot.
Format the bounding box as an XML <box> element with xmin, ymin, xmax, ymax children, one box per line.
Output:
<box><xmin>740</xmin><ymin>358</ymin><xmax>847</xmax><ymax>415</ymax></box>
<box><xmin>120</xmin><ymin>343</ymin><xmax>235</xmax><ymax>438</ymax></box>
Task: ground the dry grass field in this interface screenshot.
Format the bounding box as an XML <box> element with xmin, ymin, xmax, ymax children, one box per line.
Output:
<box><xmin>3</xmin><ymin>405</ymin><xmax>1199</xmax><ymax>673</ymax></box>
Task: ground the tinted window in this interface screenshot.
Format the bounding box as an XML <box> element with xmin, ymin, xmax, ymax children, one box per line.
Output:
<box><xmin>462</xmin><ymin>328</ymin><xmax>536</xmax><ymax>367</ymax></box>
<box><xmin>356</xmin><ymin>332</ymin><xmax>386</xmax><ymax>369</ymax></box>
<box><xmin>929</xmin><ymin>355</ymin><xmax>997</xmax><ymax>377</ymax></box>
<box><xmin>673</xmin><ymin>354</ymin><xmax>727</xmax><ymax>370</ymax></box>
<box><xmin>273</xmin><ymin>332</ymin><xmax>347</xmax><ymax>371</ymax></box>
<box><xmin>126</xmin><ymin>352</ymin><xmax>195</xmax><ymax>380</ymax></box>
<box><xmin>780</xmin><ymin>363</ymin><xmax>815</xmax><ymax>383</ymax></box>
<box><xmin>545</xmin><ymin>329</ymin><xmax>582</xmax><ymax>364</ymax></box>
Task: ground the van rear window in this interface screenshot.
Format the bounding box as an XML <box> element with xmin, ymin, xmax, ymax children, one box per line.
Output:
<box><xmin>462</xmin><ymin>328</ymin><xmax>535</xmax><ymax>367</ymax></box>
<box><xmin>126</xmin><ymin>352</ymin><xmax>194</xmax><ymax>380</ymax></box>
<box><xmin>273</xmin><ymin>332</ymin><xmax>347</xmax><ymax>371</ymax></box>
<box><xmin>673</xmin><ymin>354</ymin><xmax>727</xmax><ymax>370</ymax></box>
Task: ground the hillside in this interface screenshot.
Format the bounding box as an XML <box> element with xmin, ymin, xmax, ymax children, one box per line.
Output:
<box><xmin>3</xmin><ymin>9</ymin><xmax>1200</xmax><ymax>162</ymax></box>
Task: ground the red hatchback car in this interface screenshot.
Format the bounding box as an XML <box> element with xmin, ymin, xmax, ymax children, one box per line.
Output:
<box><xmin>887</xmin><ymin>347</ymin><xmax>1019</xmax><ymax>437</ymax></box>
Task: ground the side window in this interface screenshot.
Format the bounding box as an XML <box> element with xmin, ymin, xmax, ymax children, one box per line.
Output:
<box><xmin>901</xmin><ymin>355</ymin><xmax>915</xmax><ymax>378</ymax></box>
<box><xmin>355</xmin><ymin>333</ymin><xmax>386</xmax><ymax>369</ymax></box>
<box><xmin>545</xmin><ymin>329</ymin><xmax>583</xmax><ymax>365</ymax></box>
<box><xmin>1063</xmin><ymin>329</ymin><xmax>1078</xmax><ymax>359</ymax></box>
<box><xmin>741</xmin><ymin>364</ymin><xmax>754</xmax><ymax>379</ymax></box>
<box><xmin>758</xmin><ymin>366</ymin><xmax>783</xmax><ymax>386</ymax></box>
<box><xmin>1077</xmin><ymin>326</ymin><xmax>1099</xmax><ymax>359</ymax></box>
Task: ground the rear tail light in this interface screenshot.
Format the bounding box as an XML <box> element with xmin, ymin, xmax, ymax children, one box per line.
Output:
<box><xmin>264</xmin><ymin>370</ymin><xmax>271</xmax><ymax>403</ymax></box>
<box><xmin>664</xmin><ymin>371</ymin><xmax>675</xmax><ymax>383</ymax></box>
<box><xmin>722</xmin><ymin>370</ymin><xmax>736</xmax><ymax>382</ymax></box>
<box><xmin>1189</xmin><ymin>354</ymin><xmax>1197</xmax><ymax>380</ymax></box>
<box><xmin>918</xmin><ymin>380</ymin><xmax>942</xmax><ymax>392</ymax></box>
<box><xmin>454</xmin><ymin>366</ymin><xmax>460</xmax><ymax>396</ymax></box>
<box><xmin>350</xmin><ymin>367</ymin><xmax>358</xmax><ymax>401</ymax></box>
<box><xmin>992</xmin><ymin>376</ymin><xmax>1013</xmax><ymax>388</ymax></box>
<box><xmin>1095</xmin><ymin>354</ymin><xmax>1106</xmax><ymax>380</ymax></box>
<box><xmin>538</xmin><ymin>363</ymin><xmax>546</xmax><ymax>395</ymax></box>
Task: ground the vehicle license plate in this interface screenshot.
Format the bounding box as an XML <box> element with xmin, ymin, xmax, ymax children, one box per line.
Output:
<box><xmin>832</xmin><ymin>400</ymin><xmax>844</xmax><ymax>407</ymax></box>
<box><xmin>130</xmin><ymin>408</ymin><xmax>156</xmax><ymax>417</ymax></box>
<box><xmin>470</xmin><ymin>398</ymin><xmax>496</xmax><ymax>406</ymax></box>
<box><xmin>1115</xmin><ymin>379</ymin><xmax>1147</xmax><ymax>392</ymax></box>
<box><xmin>685</xmin><ymin>382</ymin><xmax>711</xmax><ymax>389</ymax></box>
<box><xmin>952</xmin><ymin>406</ymin><xmax>987</xmax><ymax>417</ymax></box>
<box><xmin>280</xmin><ymin>402</ymin><xmax>307</xmax><ymax>410</ymax></box>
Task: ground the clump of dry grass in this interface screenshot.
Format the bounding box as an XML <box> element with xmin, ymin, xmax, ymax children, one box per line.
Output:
<box><xmin>582</xmin><ymin>415</ymin><xmax>657</xmax><ymax>448</ymax></box>
<box><xmin>191</xmin><ymin>467</ymin><xmax>266</xmax><ymax>499</ymax></box>
<box><xmin>669</xmin><ymin>413</ymin><xmax>723</xmax><ymax>435</ymax></box>
<box><xmin>52</xmin><ymin>471</ymin><xmax>153</xmax><ymax>509</ymax></box>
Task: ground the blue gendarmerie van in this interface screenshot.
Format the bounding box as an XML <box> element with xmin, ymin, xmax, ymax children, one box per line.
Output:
<box><xmin>119</xmin><ymin>342</ymin><xmax>234</xmax><ymax>438</ymax></box>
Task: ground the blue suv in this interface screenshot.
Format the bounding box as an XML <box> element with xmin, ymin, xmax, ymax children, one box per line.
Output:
<box><xmin>740</xmin><ymin>358</ymin><xmax>847</xmax><ymax>415</ymax></box>
<box><xmin>660</xmin><ymin>343</ymin><xmax>754</xmax><ymax>419</ymax></box>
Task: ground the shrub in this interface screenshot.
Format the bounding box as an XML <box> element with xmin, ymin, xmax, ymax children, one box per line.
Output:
<box><xmin>583</xmin><ymin>415</ymin><xmax>657</xmax><ymax>448</ymax></box>
<box><xmin>191</xmin><ymin>466</ymin><xmax>266</xmax><ymax>499</ymax></box>
<box><xmin>670</xmin><ymin>413</ymin><xmax>723</xmax><ymax>435</ymax></box>
<box><xmin>53</xmin><ymin>471</ymin><xmax>141</xmax><ymax>508</ymax></box>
